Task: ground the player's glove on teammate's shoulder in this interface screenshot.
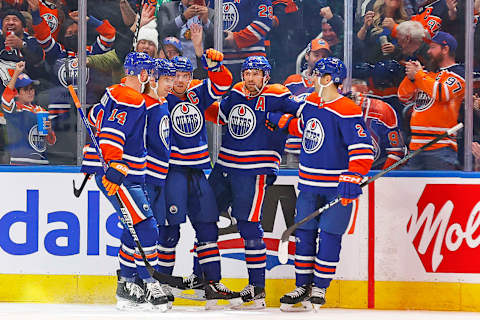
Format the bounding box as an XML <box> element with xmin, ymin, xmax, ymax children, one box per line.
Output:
<box><xmin>265</xmin><ymin>112</ymin><xmax>294</xmax><ymax>132</ymax></box>
<box><xmin>337</xmin><ymin>171</ymin><xmax>364</xmax><ymax>206</ymax></box>
<box><xmin>102</xmin><ymin>160</ymin><xmax>129</xmax><ymax>196</ymax></box>
<box><xmin>202</xmin><ymin>48</ymin><xmax>224</xmax><ymax>72</ymax></box>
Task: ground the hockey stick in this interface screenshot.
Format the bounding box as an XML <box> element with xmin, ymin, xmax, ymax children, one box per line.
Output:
<box><xmin>277</xmin><ymin>122</ymin><xmax>464</xmax><ymax>264</ymax></box>
<box><xmin>68</xmin><ymin>85</ymin><xmax>206</xmax><ymax>300</ymax></box>
<box><xmin>73</xmin><ymin>173</ymin><xmax>91</xmax><ymax>197</ymax></box>
<box><xmin>132</xmin><ymin>0</ymin><xmax>144</xmax><ymax>51</ymax></box>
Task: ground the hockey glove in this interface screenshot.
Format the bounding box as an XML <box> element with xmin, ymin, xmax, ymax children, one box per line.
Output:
<box><xmin>265</xmin><ymin>112</ymin><xmax>294</xmax><ymax>132</ymax></box>
<box><xmin>102</xmin><ymin>161</ymin><xmax>129</xmax><ymax>196</ymax></box>
<box><xmin>337</xmin><ymin>171</ymin><xmax>364</xmax><ymax>206</ymax></box>
<box><xmin>201</xmin><ymin>48</ymin><xmax>224</xmax><ymax>72</ymax></box>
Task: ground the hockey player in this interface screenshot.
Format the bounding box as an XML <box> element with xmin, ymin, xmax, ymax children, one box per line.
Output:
<box><xmin>207</xmin><ymin>56</ymin><xmax>301</xmax><ymax>309</ymax></box>
<box><xmin>80</xmin><ymin>52</ymin><xmax>168</xmax><ymax>311</ymax></box>
<box><xmin>350</xmin><ymin>79</ymin><xmax>406</xmax><ymax>170</ymax></box>
<box><xmin>143</xmin><ymin>58</ymin><xmax>176</xmax><ymax>308</ymax></box>
<box><xmin>283</xmin><ymin>38</ymin><xmax>331</xmax><ymax>161</ymax></box>
<box><xmin>276</xmin><ymin>57</ymin><xmax>374</xmax><ymax>311</ymax></box>
<box><xmin>159</xmin><ymin>51</ymin><xmax>240</xmax><ymax>309</ymax></box>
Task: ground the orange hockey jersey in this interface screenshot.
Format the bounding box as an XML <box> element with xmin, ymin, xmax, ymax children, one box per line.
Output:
<box><xmin>398</xmin><ymin>64</ymin><xmax>465</xmax><ymax>151</ymax></box>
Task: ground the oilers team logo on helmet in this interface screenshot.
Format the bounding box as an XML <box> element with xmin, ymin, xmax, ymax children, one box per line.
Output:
<box><xmin>153</xmin><ymin>58</ymin><xmax>176</xmax><ymax>79</ymax></box>
<box><xmin>241</xmin><ymin>56</ymin><xmax>271</xmax><ymax>75</ymax></box>
<box><xmin>228</xmin><ymin>104</ymin><xmax>256</xmax><ymax>139</ymax></box>
<box><xmin>313</xmin><ymin>57</ymin><xmax>347</xmax><ymax>84</ymax></box>
<box><xmin>124</xmin><ymin>52</ymin><xmax>154</xmax><ymax>76</ymax></box>
<box><xmin>171</xmin><ymin>102</ymin><xmax>203</xmax><ymax>137</ymax></box>
<box><xmin>172</xmin><ymin>56</ymin><xmax>193</xmax><ymax>73</ymax></box>
<box><xmin>159</xmin><ymin>115</ymin><xmax>170</xmax><ymax>149</ymax></box>
<box><xmin>223</xmin><ymin>2</ymin><xmax>239</xmax><ymax>31</ymax></box>
<box><xmin>302</xmin><ymin>118</ymin><xmax>325</xmax><ymax>154</ymax></box>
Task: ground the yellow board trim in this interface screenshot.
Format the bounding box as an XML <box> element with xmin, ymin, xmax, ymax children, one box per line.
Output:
<box><xmin>1</xmin><ymin>274</ymin><xmax>479</xmax><ymax>311</ymax></box>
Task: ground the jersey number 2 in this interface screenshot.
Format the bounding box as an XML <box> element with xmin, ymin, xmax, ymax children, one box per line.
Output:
<box><xmin>107</xmin><ymin>109</ymin><xmax>127</xmax><ymax>125</ymax></box>
<box><xmin>355</xmin><ymin>124</ymin><xmax>367</xmax><ymax>137</ymax></box>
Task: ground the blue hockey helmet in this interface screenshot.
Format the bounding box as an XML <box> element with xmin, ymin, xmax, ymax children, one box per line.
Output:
<box><xmin>124</xmin><ymin>52</ymin><xmax>154</xmax><ymax>76</ymax></box>
<box><xmin>153</xmin><ymin>58</ymin><xmax>176</xmax><ymax>79</ymax></box>
<box><xmin>313</xmin><ymin>57</ymin><xmax>347</xmax><ymax>84</ymax></box>
<box><xmin>372</xmin><ymin>60</ymin><xmax>405</xmax><ymax>88</ymax></box>
<box><xmin>241</xmin><ymin>56</ymin><xmax>271</xmax><ymax>75</ymax></box>
<box><xmin>171</xmin><ymin>56</ymin><xmax>193</xmax><ymax>73</ymax></box>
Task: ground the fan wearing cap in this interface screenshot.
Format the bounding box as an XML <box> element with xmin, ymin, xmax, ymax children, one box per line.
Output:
<box><xmin>0</xmin><ymin>9</ymin><xmax>43</xmax><ymax>75</ymax></box>
<box><xmin>398</xmin><ymin>31</ymin><xmax>464</xmax><ymax>170</ymax></box>
<box><xmin>1</xmin><ymin>61</ymin><xmax>56</xmax><ymax>165</ymax></box>
<box><xmin>282</xmin><ymin>38</ymin><xmax>331</xmax><ymax>162</ymax></box>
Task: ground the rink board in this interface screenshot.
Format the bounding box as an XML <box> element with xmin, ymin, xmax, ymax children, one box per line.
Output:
<box><xmin>0</xmin><ymin>167</ymin><xmax>480</xmax><ymax>310</ymax></box>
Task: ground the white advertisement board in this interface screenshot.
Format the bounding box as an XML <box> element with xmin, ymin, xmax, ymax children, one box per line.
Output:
<box><xmin>0</xmin><ymin>172</ymin><xmax>366</xmax><ymax>280</ymax></box>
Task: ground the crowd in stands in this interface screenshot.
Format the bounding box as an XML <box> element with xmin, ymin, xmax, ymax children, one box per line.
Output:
<box><xmin>0</xmin><ymin>0</ymin><xmax>479</xmax><ymax>170</ymax></box>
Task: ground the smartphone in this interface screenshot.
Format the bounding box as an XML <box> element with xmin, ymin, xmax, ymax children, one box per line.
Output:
<box><xmin>193</xmin><ymin>0</ymin><xmax>205</xmax><ymax>6</ymax></box>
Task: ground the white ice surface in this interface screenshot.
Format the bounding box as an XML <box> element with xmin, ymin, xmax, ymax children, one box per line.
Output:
<box><xmin>0</xmin><ymin>304</ymin><xmax>479</xmax><ymax>320</ymax></box>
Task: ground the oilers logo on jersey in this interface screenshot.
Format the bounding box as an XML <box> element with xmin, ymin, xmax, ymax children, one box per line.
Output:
<box><xmin>159</xmin><ymin>115</ymin><xmax>170</xmax><ymax>149</ymax></box>
<box><xmin>228</xmin><ymin>104</ymin><xmax>256</xmax><ymax>139</ymax></box>
<box><xmin>302</xmin><ymin>118</ymin><xmax>325</xmax><ymax>154</ymax></box>
<box><xmin>414</xmin><ymin>90</ymin><xmax>434</xmax><ymax>111</ymax></box>
<box><xmin>29</xmin><ymin>125</ymin><xmax>47</xmax><ymax>153</ymax></box>
<box><xmin>42</xmin><ymin>13</ymin><xmax>58</xmax><ymax>34</ymax></box>
<box><xmin>57</xmin><ymin>58</ymin><xmax>90</xmax><ymax>88</ymax></box>
<box><xmin>223</xmin><ymin>3</ymin><xmax>239</xmax><ymax>31</ymax></box>
<box><xmin>170</xmin><ymin>102</ymin><xmax>203</xmax><ymax>137</ymax></box>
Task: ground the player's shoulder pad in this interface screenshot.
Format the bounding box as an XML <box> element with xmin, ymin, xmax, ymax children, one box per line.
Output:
<box><xmin>143</xmin><ymin>94</ymin><xmax>161</xmax><ymax>109</ymax></box>
<box><xmin>324</xmin><ymin>96</ymin><xmax>363</xmax><ymax>118</ymax></box>
<box><xmin>231</xmin><ymin>82</ymin><xmax>246</xmax><ymax>95</ymax></box>
<box><xmin>188</xmin><ymin>79</ymin><xmax>203</xmax><ymax>89</ymax></box>
<box><xmin>107</xmin><ymin>84</ymin><xmax>145</xmax><ymax>108</ymax></box>
<box><xmin>283</xmin><ymin>74</ymin><xmax>303</xmax><ymax>86</ymax></box>
<box><xmin>367</xmin><ymin>98</ymin><xmax>398</xmax><ymax>128</ymax></box>
<box><xmin>262</xmin><ymin>83</ymin><xmax>291</xmax><ymax>97</ymax></box>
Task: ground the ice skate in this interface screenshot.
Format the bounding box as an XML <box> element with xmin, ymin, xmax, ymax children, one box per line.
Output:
<box><xmin>204</xmin><ymin>280</ymin><xmax>242</xmax><ymax>310</ymax></box>
<box><xmin>230</xmin><ymin>284</ymin><xmax>266</xmax><ymax>310</ymax></box>
<box><xmin>161</xmin><ymin>284</ymin><xmax>175</xmax><ymax>309</ymax></box>
<box><xmin>309</xmin><ymin>286</ymin><xmax>326</xmax><ymax>311</ymax></box>
<box><xmin>279</xmin><ymin>285</ymin><xmax>312</xmax><ymax>312</ymax></box>
<box><xmin>144</xmin><ymin>281</ymin><xmax>169</xmax><ymax>312</ymax></box>
<box><xmin>115</xmin><ymin>278</ymin><xmax>146</xmax><ymax>311</ymax></box>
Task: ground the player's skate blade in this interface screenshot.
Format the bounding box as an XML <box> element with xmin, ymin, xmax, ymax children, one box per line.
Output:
<box><xmin>280</xmin><ymin>301</ymin><xmax>313</xmax><ymax>312</ymax></box>
<box><xmin>309</xmin><ymin>287</ymin><xmax>326</xmax><ymax>312</ymax></box>
<box><xmin>116</xmin><ymin>297</ymin><xmax>146</xmax><ymax>311</ymax></box>
<box><xmin>230</xmin><ymin>285</ymin><xmax>266</xmax><ymax>310</ymax></box>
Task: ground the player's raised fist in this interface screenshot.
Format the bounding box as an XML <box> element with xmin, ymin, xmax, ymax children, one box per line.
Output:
<box><xmin>202</xmin><ymin>48</ymin><xmax>224</xmax><ymax>71</ymax></box>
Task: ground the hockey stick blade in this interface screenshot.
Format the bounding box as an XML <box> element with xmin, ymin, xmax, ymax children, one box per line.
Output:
<box><xmin>73</xmin><ymin>174</ymin><xmax>91</xmax><ymax>197</ymax></box>
<box><xmin>151</xmin><ymin>271</ymin><xmax>206</xmax><ymax>301</ymax></box>
<box><xmin>277</xmin><ymin>123</ymin><xmax>464</xmax><ymax>264</ymax></box>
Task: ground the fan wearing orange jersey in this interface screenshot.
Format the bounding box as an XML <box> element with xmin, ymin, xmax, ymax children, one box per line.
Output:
<box><xmin>398</xmin><ymin>31</ymin><xmax>464</xmax><ymax>170</ymax></box>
